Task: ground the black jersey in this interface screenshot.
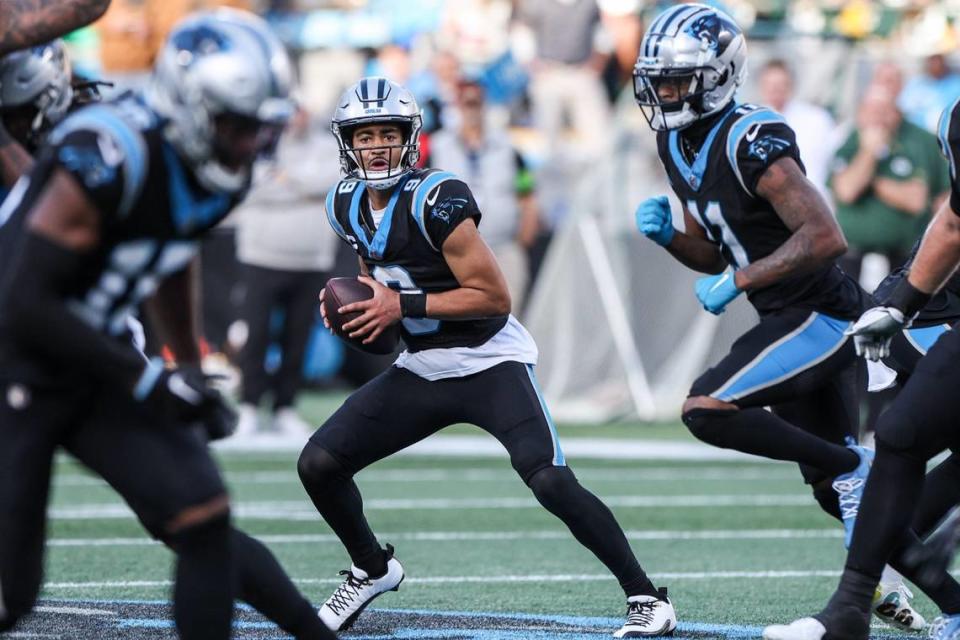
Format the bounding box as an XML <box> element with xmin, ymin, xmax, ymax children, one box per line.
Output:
<box><xmin>656</xmin><ymin>103</ymin><xmax>864</xmax><ymax>319</ymax></box>
<box><xmin>326</xmin><ymin>168</ymin><xmax>507</xmax><ymax>352</ymax></box>
<box><xmin>0</xmin><ymin>93</ymin><xmax>241</xmax><ymax>379</ymax></box>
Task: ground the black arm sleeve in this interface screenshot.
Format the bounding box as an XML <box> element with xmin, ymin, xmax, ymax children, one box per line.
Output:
<box><xmin>5</xmin><ymin>232</ymin><xmax>148</xmax><ymax>389</ymax></box>
<box><xmin>423</xmin><ymin>179</ymin><xmax>483</xmax><ymax>249</ymax></box>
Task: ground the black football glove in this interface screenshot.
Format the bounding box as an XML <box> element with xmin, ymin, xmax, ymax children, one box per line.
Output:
<box><xmin>134</xmin><ymin>359</ymin><xmax>237</xmax><ymax>441</ymax></box>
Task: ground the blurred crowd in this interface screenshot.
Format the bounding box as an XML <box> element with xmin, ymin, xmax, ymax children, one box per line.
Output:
<box><xmin>57</xmin><ymin>0</ymin><xmax>960</xmax><ymax>433</ymax></box>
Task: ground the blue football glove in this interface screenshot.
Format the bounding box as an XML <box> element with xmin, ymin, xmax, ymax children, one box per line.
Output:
<box><xmin>635</xmin><ymin>196</ymin><xmax>675</xmax><ymax>247</ymax></box>
<box><xmin>695</xmin><ymin>271</ymin><xmax>742</xmax><ymax>315</ymax></box>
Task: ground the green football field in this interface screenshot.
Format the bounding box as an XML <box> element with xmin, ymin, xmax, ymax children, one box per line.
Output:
<box><xmin>20</xmin><ymin>392</ymin><xmax>928</xmax><ymax>639</ymax></box>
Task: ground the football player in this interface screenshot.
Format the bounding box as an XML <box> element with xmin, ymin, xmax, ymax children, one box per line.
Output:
<box><xmin>0</xmin><ymin>10</ymin><xmax>335</xmax><ymax>640</ymax></box>
<box><xmin>633</xmin><ymin>2</ymin><xmax>960</xmax><ymax>627</ymax></box>
<box><xmin>297</xmin><ymin>76</ymin><xmax>677</xmax><ymax>638</ymax></box>
<box><xmin>0</xmin><ymin>40</ymin><xmax>75</xmax><ymax>193</ymax></box>
<box><xmin>763</xmin><ymin>97</ymin><xmax>960</xmax><ymax>640</ymax></box>
<box><xmin>0</xmin><ymin>0</ymin><xmax>111</xmax><ymax>55</ymax></box>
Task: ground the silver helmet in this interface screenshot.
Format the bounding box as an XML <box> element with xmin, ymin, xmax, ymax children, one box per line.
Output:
<box><xmin>0</xmin><ymin>40</ymin><xmax>73</xmax><ymax>149</ymax></box>
<box><xmin>633</xmin><ymin>4</ymin><xmax>747</xmax><ymax>131</ymax></box>
<box><xmin>331</xmin><ymin>77</ymin><xmax>422</xmax><ymax>190</ymax></box>
<box><xmin>145</xmin><ymin>8</ymin><xmax>295</xmax><ymax>194</ymax></box>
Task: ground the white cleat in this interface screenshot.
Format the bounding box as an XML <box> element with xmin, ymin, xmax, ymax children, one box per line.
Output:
<box><xmin>318</xmin><ymin>545</ymin><xmax>404</xmax><ymax>631</ymax></box>
<box><xmin>762</xmin><ymin>617</ymin><xmax>827</xmax><ymax>640</ymax></box>
<box><xmin>234</xmin><ymin>403</ymin><xmax>261</xmax><ymax>438</ymax></box>
<box><xmin>873</xmin><ymin>582</ymin><xmax>926</xmax><ymax>632</ymax></box>
<box><xmin>613</xmin><ymin>589</ymin><xmax>677</xmax><ymax>637</ymax></box>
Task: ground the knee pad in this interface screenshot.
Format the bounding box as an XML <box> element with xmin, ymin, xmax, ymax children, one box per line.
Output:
<box><xmin>527</xmin><ymin>466</ymin><xmax>579</xmax><ymax>510</ymax></box>
<box><xmin>296</xmin><ymin>443</ymin><xmax>351</xmax><ymax>490</ymax></box>
<box><xmin>681</xmin><ymin>407</ymin><xmax>736</xmax><ymax>447</ymax></box>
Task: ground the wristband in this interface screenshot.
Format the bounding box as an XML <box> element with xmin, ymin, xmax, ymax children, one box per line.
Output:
<box><xmin>950</xmin><ymin>190</ymin><xmax>960</xmax><ymax>217</ymax></box>
<box><xmin>884</xmin><ymin>277</ymin><xmax>931</xmax><ymax>320</ymax></box>
<box><xmin>400</xmin><ymin>292</ymin><xmax>427</xmax><ymax>318</ymax></box>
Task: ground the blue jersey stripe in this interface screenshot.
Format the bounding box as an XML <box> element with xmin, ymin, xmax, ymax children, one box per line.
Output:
<box><xmin>904</xmin><ymin>324</ymin><xmax>951</xmax><ymax>356</ymax></box>
<box><xmin>713</xmin><ymin>313</ymin><xmax>850</xmax><ymax>402</ymax></box>
<box><xmin>325</xmin><ymin>183</ymin><xmax>349</xmax><ymax>241</ymax></box>
<box><xmin>525</xmin><ymin>364</ymin><xmax>565</xmax><ymax>467</ymax></box>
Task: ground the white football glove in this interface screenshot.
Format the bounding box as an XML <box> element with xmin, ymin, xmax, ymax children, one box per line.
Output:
<box><xmin>845</xmin><ymin>306</ymin><xmax>909</xmax><ymax>362</ymax></box>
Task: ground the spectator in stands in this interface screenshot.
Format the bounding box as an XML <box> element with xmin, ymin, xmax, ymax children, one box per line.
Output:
<box><xmin>429</xmin><ymin>79</ymin><xmax>540</xmax><ymax>312</ymax></box>
<box><xmin>830</xmin><ymin>85</ymin><xmax>950</xmax><ymax>284</ymax></box>
<box><xmin>758</xmin><ymin>58</ymin><xmax>837</xmax><ymax>202</ymax></box>
<box><xmin>899</xmin><ymin>52</ymin><xmax>960</xmax><ymax>134</ymax></box>
<box><xmin>233</xmin><ymin>108</ymin><xmax>341</xmax><ymax>437</ymax></box>
<box><xmin>516</xmin><ymin>0</ymin><xmax>611</xmax><ymax>159</ymax></box>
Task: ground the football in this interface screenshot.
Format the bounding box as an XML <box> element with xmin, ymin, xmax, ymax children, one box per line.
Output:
<box><xmin>323</xmin><ymin>277</ymin><xmax>400</xmax><ymax>355</ymax></box>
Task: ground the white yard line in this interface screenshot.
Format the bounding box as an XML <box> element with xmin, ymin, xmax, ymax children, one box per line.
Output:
<box><xmin>43</xmin><ymin>569</ymin><xmax>847</xmax><ymax>591</ymax></box>
<box><xmin>211</xmin><ymin>435</ymin><xmax>769</xmax><ymax>461</ymax></box>
<box><xmin>46</xmin><ymin>494</ymin><xmax>815</xmax><ymax>521</ymax></box>
<box><xmin>52</xmin><ymin>466</ymin><xmax>799</xmax><ymax>487</ymax></box>
<box><xmin>47</xmin><ymin>527</ymin><xmax>842</xmax><ymax>548</ymax></box>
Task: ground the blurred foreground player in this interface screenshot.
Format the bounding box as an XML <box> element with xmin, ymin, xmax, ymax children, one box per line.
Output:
<box><xmin>762</xmin><ymin>99</ymin><xmax>960</xmax><ymax>640</ymax></box>
<box><xmin>0</xmin><ymin>10</ymin><xmax>335</xmax><ymax>640</ymax></box>
<box><xmin>297</xmin><ymin>76</ymin><xmax>677</xmax><ymax>638</ymax></box>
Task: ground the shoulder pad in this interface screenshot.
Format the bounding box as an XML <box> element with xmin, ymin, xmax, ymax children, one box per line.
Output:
<box><xmin>939</xmin><ymin>96</ymin><xmax>960</xmax><ymax>182</ymax></box>
<box><xmin>49</xmin><ymin>104</ymin><xmax>149</xmax><ymax>219</ymax></box>
<box><xmin>725</xmin><ymin>105</ymin><xmax>790</xmax><ymax>193</ymax></box>
<box><xmin>408</xmin><ymin>170</ymin><xmax>459</xmax><ymax>251</ymax></box>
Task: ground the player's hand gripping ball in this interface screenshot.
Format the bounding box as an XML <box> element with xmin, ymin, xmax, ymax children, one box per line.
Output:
<box><xmin>322</xmin><ymin>277</ymin><xmax>401</xmax><ymax>355</ymax></box>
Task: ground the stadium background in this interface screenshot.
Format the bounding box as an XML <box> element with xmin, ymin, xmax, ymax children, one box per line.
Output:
<box><xmin>18</xmin><ymin>1</ymin><xmax>960</xmax><ymax>638</ymax></box>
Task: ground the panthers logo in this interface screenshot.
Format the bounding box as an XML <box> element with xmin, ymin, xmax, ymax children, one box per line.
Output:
<box><xmin>747</xmin><ymin>136</ymin><xmax>791</xmax><ymax>162</ymax></box>
<box><xmin>685</xmin><ymin>13</ymin><xmax>738</xmax><ymax>51</ymax></box>
<box><xmin>431</xmin><ymin>197</ymin><xmax>469</xmax><ymax>223</ymax></box>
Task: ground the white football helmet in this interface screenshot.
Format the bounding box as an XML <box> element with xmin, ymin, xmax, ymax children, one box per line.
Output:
<box><xmin>633</xmin><ymin>4</ymin><xmax>747</xmax><ymax>131</ymax></box>
<box><xmin>331</xmin><ymin>77</ymin><xmax>422</xmax><ymax>190</ymax></box>
<box><xmin>145</xmin><ymin>8</ymin><xmax>295</xmax><ymax>194</ymax></box>
<box><xmin>0</xmin><ymin>40</ymin><xmax>73</xmax><ymax>150</ymax></box>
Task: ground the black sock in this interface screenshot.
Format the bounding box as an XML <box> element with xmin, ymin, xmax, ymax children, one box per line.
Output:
<box><xmin>170</xmin><ymin>514</ymin><xmax>235</xmax><ymax>640</ymax></box>
<box><xmin>682</xmin><ymin>407</ymin><xmax>858</xmax><ymax>476</ymax></box>
<box><xmin>528</xmin><ymin>467</ymin><xmax>657</xmax><ymax>598</ymax></box>
<box><xmin>232</xmin><ymin>529</ymin><xmax>336</xmax><ymax>640</ymax></box>
<box><xmin>297</xmin><ymin>443</ymin><xmax>386</xmax><ymax>576</ymax></box>
<box><xmin>913</xmin><ymin>454</ymin><xmax>960</xmax><ymax>538</ymax></box>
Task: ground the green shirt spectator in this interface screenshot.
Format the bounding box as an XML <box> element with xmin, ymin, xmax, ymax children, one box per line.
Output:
<box><xmin>831</xmin><ymin>88</ymin><xmax>950</xmax><ymax>261</ymax></box>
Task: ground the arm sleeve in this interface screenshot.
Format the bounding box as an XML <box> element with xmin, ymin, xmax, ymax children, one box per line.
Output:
<box><xmin>421</xmin><ymin>179</ymin><xmax>483</xmax><ymax>249</ymax></box>
<box><xmin>729</xmin><ymin>118</ymin><xmax>804</xmax><ymax>197</ymax></box>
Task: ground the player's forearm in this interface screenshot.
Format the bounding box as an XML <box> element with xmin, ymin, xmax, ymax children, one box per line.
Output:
<box><xmin>873</xmin><ymin>177</ymin><xmax>928</xmax><ymax>216</ymax></box>
<box><xmin>666</xmin><ymin>231</ymin><xmax>727</xmax><ymax>274</ymax></box>
<box><xmin>0</xmin><ymin>0</ymin><xmax>111</xmax><ymax>55</ymax></box>
<box><xmin>906</xmin><ymin>203</ymin><xmax>960</xmax><ymax>295</ymax></box>
<box><xmin>0</xmin><ymin>128</ymin><xmax>33</xmax><ymax>188</ymax></box>
<box><xmin>425</xmin><ymin>286</ymin><xmax>510</xmax><ymax>319</ymax></box>
<box><xmin>832</xmin><ymin>150</ymin><xmax>877</xmax><ymax>205</ymax></box>
<box><xmin>735</xmin><ymin>223</ymin><xmax>846</xmax><ymax>291</ymax></box>
<box><xmin>144</xmin><ymin>260</ymin><xmax>202</xmax><ymax>364</ymax></box>
<box><xmin>6</xmin><ymin>232</ymin><xmax>148</xmax><ymax>389</ymax></box>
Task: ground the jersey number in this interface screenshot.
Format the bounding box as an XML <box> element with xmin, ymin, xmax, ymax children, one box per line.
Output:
<box><xmin>371</xmin><ymin>265</ymin><xmax>440</xmax><ymax>336</ymax></box>
<box><xmin>686</xmin><ymin>200</ymin><xmax>750</xmax><ymax>269</ymax></box>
